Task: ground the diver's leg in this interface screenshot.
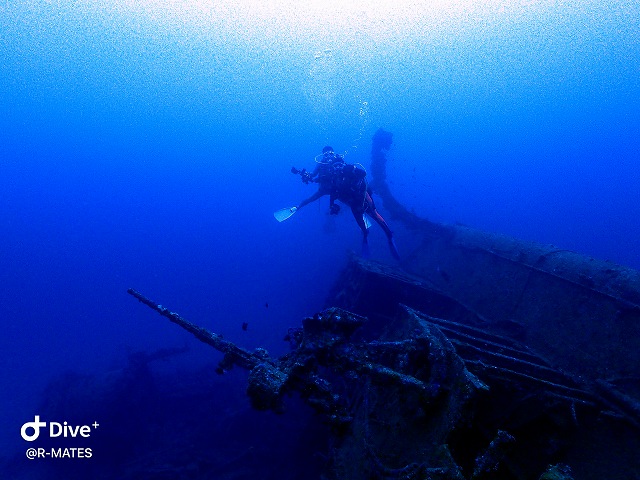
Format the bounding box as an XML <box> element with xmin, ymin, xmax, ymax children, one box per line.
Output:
<box><xmin>364</xmin><ymin>193</ymin><xmax>400</xmax><ymax>260</ymax></box>
<box><xmin>364</xmin><ymin>193</ymin><xmax>393</xmax><ymax>237</ymax></box>
<box><xmin>297</xmin><ymin>188</ymin><xmax>327</xmax><ymax>210</ymax></box>
<box><xmin>351</xmin><ymin>207</ymin><xmax>370</xmax><ymax>258</ymax></box>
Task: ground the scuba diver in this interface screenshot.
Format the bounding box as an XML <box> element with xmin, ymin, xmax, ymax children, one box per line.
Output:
<box><xmin>275</xmin><ymin>146</ymin><xmax>400</xmax><ymax>260</ymax></box>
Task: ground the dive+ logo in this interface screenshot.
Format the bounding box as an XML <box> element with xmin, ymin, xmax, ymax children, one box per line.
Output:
<box><xmin>21</xmin><ymin>416</ymin><xmax>99</xmax><ymax>442</ymax></box>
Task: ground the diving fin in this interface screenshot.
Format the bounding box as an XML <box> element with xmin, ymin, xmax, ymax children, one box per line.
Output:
<box><xmin>361</xmin><ymin>239</ymin><xmax>371</xmax><ymax>258</ymax></box>
<box><xmin>274</xmin><ymin>206</ymin><xmax>298</xmax><ymax>222</ymax></box>
<box><xmin>363</xmin><ymin>215</ymin><xmax>371</xmax><ymax>230</ymax></box>
<box><xmin>389</xmin><ymin>238</ymin><xmax>401</xmax><ymax>261</ymax></box>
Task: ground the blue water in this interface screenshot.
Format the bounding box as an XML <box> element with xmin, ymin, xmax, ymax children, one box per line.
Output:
<box><xmin>1</xmin><ymin>0</ymin><xmax>639</xmax><ymax>468</ymax></box>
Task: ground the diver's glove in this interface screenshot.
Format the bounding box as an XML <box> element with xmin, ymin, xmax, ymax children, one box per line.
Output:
<box><xmin>329</xmin><ymin>203</ymin><xmax>340</xmax><ymax>215</ymax></box>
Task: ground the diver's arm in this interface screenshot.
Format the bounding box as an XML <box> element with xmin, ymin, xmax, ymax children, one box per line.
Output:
<box><xmin>309</xmin><ymin>164</ymin><xmax>322</xmax><ymax>181</ymax></box>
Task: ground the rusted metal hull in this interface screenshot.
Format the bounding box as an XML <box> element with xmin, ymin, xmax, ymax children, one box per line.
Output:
<box><xmin>369</xmin><ymin>127</ymin><xmax>640</xmax><ymax>406</ymax></box>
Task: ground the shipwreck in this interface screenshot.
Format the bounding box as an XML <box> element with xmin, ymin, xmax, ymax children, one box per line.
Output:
<box><xmin>126</xmin><ymin>129</ymin><xmax>640</xmax><ymax>480</ymax></box>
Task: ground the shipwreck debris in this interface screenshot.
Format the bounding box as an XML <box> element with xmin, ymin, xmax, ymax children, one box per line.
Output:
<box><xmin>127</xmin><ymin>289</ymin><xmax>484</xmax><ymax>431</ymax></box>
<box><xmin>128</xmin><ymin>288</ymin><xmax>493</xmax><ymax>475</ymax></box>
<box><xmin>128</xmin><ymin>281</ymin><xmax>628</xmax><ymax>479</ymax></box>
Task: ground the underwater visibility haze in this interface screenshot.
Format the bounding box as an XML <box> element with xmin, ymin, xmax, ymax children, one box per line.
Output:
<box><xmin>1</xmin><ymin>0</ymin><xmax>639</xmax><ymax>476</ymax></box>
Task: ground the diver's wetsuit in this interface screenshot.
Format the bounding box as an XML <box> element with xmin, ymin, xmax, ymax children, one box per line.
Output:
<box><xmin>296</xmin><ymin>152</ymin><xmax>400</xmax><ymax>260</ymax></box>
<box><xmin>296</xmin><ymin>155</ymin><xmax>344</xmax><ymax>210</ymax></box>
